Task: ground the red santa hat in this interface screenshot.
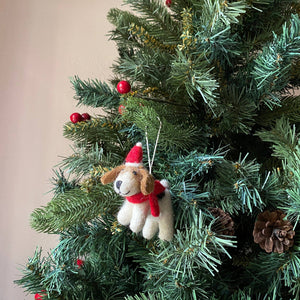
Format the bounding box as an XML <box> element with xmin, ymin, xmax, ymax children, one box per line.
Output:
<box><xmin>125</xmin><ymin>142</ymin><xmax>143</xmax><ymax>166</ymax></box>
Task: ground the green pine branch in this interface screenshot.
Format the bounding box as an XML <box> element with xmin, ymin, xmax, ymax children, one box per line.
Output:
<box><xmin>257</xmin><ymin>118</ymin><xmax>300</xmax><ymax>223</ymax></box>
<box><xmin>256</xmin><ymin>117</ymin><xmax>299</xmax><ymax>161</ymax></box>
<box><xmin>252</xmin><ymin>14</ymin><xmax>300</xmax><ymax>108</ymax></box>
<box><xmin>216</xmin><ymin>85</ymin><xmax>257</xmax><ymax>135</ymax></box>
<box><xmin>59</xmin><ymin>143</ymin><xmax>121</xmax><ymax>178</ymax></box>
<box><xmin>125</xmin><ymin>293</ymin><xmax>163</xmax><ymax>300</ymax></box>
<box><xmin>199</xmin><ymin>0</ymin><xmax>247</xmax><ymax>28</ymax></box>
<box><xmin>49</xmin><ymin>169</ymin><xmax>80</xmax><ymax>196</ymax></box>
<box><xmin>256</xmin><ymin>95</ymin><xmax>300</xmax><ymax>126</ymax></box>
<box><xmin>172</xmin><ymin>183</ymin><xmax>210</xmax><ymax>228</ymax></box>
<box><xmin>53</xmin><ymin>216</ymin><xmax>128</xmax><ymax>260</ymax></box>
<box><xmin>15</xmin><ymin>249</ymin><xmax>50</xmax><ymax>296</ymax></box>
<box><xmin>245</xmin><ymin>245</ymin><xmax>300</xmax><ymax>299</ymax></box>
<box><xmin>16</xmin><ymin>226</ymin><xmax>143</xmax><ymax>299</ymax></box>
<box><xmin>123</xmin><ymin>0</ymin><xmax>181</xmax><ymax>42</ymax></box>
<box><xmin>71</xmin><ymin>76</ymin><xmax>120</xmax><ymax>109</ymax></box>
<box><xmin>122</xmin><ymin>97</ymin><xmax>200</xmax><ymax>150</ymax></box>
<box><xmin>128</xmin><ymin>212</ymin><xmax>235</xmax><ymax>299</ymax></box>
<box><xmin>108</xmin><ymin>8</ymin><xmax>153</xmax><ymax>50</ymax></box>
<box><xmin>169</xmin><ymin>51</ymin><xmax>219</xmax><ymax>111</ymax></box>
<box><xmin>63</xmin><ymin>116</ymin><xmax>129</xmax><ymax>156</ymax></box>
<box><xmin>112</xmin><ymin>48</ymin><xmax>172</xmax><ymax>88</ymax></box>
<box><xmin>138</xmin><ymin>212</ymin><xmax>235</xmax><ymax>299</ymax></box>
<box><xmin>169</xmin><ymin>149</ymin><xmax>227</xmax><ymax>182</ymax></box>
<box><xmin>161</xmin><ymin>212</ymin><xmax>235</xmax><ymax>276</ymax></box>
<box><xmin>30</xmin><ymin>185</ymin><xmax>122</xmax><ymax>233</ymax></box>
<box><xmin>258</xmin><ymin>170</ymin><xmax>288</xmax><ymax>209</ymax></box>
<box><xmin>195</xmin><ymin>24</ymin><xmax>242</xmax><ymax>67</ymax></box>
<box><xmin>206</xmin><ymin>154</ymin><xmax>266</xmax><ymax>214</ymax></box>
<box><xmin>231</xmin><ymin>289</ymin><xmax>257</xmax><ymax>300</ymax></box>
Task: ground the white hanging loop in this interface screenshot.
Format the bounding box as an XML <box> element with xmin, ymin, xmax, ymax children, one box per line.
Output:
<box><xmin>145</xmin><ymin>117</ymin><xmax>162</xmax><ymax>174</ymax></box>
<box><xmin>145</xmin><ymin>127</ymin><xmax>151</xmax><ymax>173</ymax></box>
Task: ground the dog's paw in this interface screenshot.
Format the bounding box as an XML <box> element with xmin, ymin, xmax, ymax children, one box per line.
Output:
<box><xmin>117</xmin><ymin>210</ymin><xmax>132</xmax><ymax>226</ymax></box>
<box><xmin>142</xmin><ymin>217</ymin><xmax>159</xmax><ymax>240</ymax></box>
<box><xmin>158</xmin><ymin>231</ymin><xmax>173</xmax><ymax>241</ymax></box>
<box><xmin>129</xmin><ymin>222</ymin><xmax>144</xmax><ymax>233</ymax></box>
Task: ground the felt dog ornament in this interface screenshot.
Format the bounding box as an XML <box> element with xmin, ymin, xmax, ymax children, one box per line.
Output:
<box><xmin>101</xmin><ymin>142</ymin><xmax>174</xmax><ymax>241</ymax></box>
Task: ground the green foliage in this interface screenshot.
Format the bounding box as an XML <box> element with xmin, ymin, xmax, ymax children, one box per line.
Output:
<box><xmin>169</xmin><ymin>148</ymin><xmax>227</xmax><ymax>182</ymax></box>
<box><xmin>125</xmin><ymin>293</ymin><xmax>163</xmax><ymax>300</ymax></box>
<box><xmin>49</xmin><ymin>218</ymin><xmax>143</xmax><ymax>299</ymax></box>
<box><xmin>63</xmin><ymin>116</ymin><xmax>131</xmax><ymax>157</ymax></box>
<box><xmin>206</xmin><ymin>153</ymin><xmax>268</xmax><ymax>214</ymax></box>
<box><xmin>256</xmin><ymin>95</ymin><xmax>300</xmax><ymax>126</ymax></box>
<box><xmin>31</xmin><ymin>185</ymin><xmax>122</xmax><ymax>233</ymax></box>
<box><xmin>198</xmin><ymin>0</ymin><xmax>247</xmax><ymax>28</ymax></box>
<box><xmin>71</xmin><ymin>76</ymin><xmax>120</xmax><ymax>110</ymax></box>
<box><xmin>257</xmin><ymin>117</ymin><xmax>300</xmax><ymax>224</ymax></box>
<box><xmin>113</xmin><ymin>48</ymin><xmax>173</xmax><ymax>88</ymax></box>
<box><xmin>16</xmin><ymin>0</ymin><xmax>300</xmax><ymax>299</ymax></box>
<box><xmin>257</xmin><ymin>117</ymin><xmax>299</xmax><ymax>161</ymax></box>
<box><xmin>231</xmin><ymin>289</ymin><xmax>265</xmax><ymax>300</ymax></box>
<box><xmin>50</xmin><ymin>169</ymin><xmax>80</xmax><ymax>196</ymax></box>
<box><xmin>192</xmin><ymin>0</ymin><xmax>245</xmax><ymax>67</ymax></box>
<box><xmin>158</xmin><ymin>212</ymin><xmax>236</xmax><ymax>276</ymax></box>
<box><xmin>16</xmin><ymin>219</ymin><xmax>144</xmax><ymax>299</ymax></box>
<box><xmin>153</xmin><ymin>149</ymin><xmax>227</xmax><ymax>228</ymax></box>
<box><xmin>216</xmin><ymin>86</ymin><xmax>257</xmax><ymax>134</ymax></box>
<box><xmin>59</xmin><ymin>143</ymin><xmax>121</xmax><ymax>178</ymax></box>
<box><xmin>170</xmin><ymin>51</ymin><xmax>219</xmax><ymax>110</ymax></box>
<box><xmin>251</xmin><ymin>14</ymin><xmax>300</xmax><ymax>108</ymax></box>
<box><xmin>130</xmin><ymin>212</ymin><xmax>235</xmax><ymax>300</ymax></box>
<box><xmin>124</xmin><ymin>0</ymin><xmax>181</xmax><ymax>42</ymax></box>
<box><xmin>15</xmin><ymin>249</ymin><xmax>50</xmax><ymax>295</ymax></box>
<box><xmin>122</xmin><ymin>97</ymin><xmax>201</xmax><ymax>150</ymax></box>
<box><xmin>243</xmin><ymin>244</ymin><xmax>300</xmax><ymax>299</ymax></box>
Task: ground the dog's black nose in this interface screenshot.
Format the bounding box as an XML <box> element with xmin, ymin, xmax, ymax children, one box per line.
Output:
<box><xmin>116</xmin><ymin>180</ymin><xmax>122</xmax><ymax>189</ymax></box>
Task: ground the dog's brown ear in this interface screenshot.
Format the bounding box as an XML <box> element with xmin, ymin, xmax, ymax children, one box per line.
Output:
<box><xmin>101</xmin><ymin>165</ymin><xmax>124</xmax><ymax>185</ymax></box>
<box><xmin>139</xmin><ymin>168</ymin><xmax>155</xmax><ymax>195</ymax></box>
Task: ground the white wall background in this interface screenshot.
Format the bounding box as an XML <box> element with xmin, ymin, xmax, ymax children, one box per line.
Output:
<box><xmin>0</xmin><ymin>0</ymin><xmax>123</xmax><ymax>298</ymax></box>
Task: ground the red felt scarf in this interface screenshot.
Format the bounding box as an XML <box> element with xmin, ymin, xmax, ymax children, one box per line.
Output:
<box><xmin>126</xmin><ymin>180</ymin><xmax>165</xmax><ymax>217</ymax></box>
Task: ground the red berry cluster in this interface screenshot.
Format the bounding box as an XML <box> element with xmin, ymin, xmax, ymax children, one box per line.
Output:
<box><xmin>35</xmin><ymin>290</ymin><xmax>46</xmax><ymax>299</ymax></box>
<box><xmin>166</xmin><ymin>0</ymin><xmax>172</xmax><ymax>7</ymax></box>
<box><xmin>118</xmin><ymin>104</ymin><xmax>126</xmax><ymax>115</ymax></box>
<box><xmin>70</xmin><ymin>112</ymin><xmax>91</xmax><ymax>124</ymax></box>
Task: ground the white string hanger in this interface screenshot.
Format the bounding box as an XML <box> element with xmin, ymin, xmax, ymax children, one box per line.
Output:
<box><xmin>145</xmin><ymin>117</ymin><xmax>162</xmax><ymax>174</ymax></box>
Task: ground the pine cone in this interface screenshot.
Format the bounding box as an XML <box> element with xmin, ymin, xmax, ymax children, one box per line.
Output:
<box><xmin>209</xmin><ymin>207</ymin><xmax>235</xmax><ymax>236</ymax></box>
<box><xmin>253</xmin><ymin>210</ymin><xmax>295</xmax><ymax>253</ymax></box>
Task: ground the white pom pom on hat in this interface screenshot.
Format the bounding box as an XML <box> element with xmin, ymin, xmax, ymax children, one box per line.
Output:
<box><xmin>125</xmin><ymin>142</ymin><xmax>143</xmax><ymax>166</ymax></box>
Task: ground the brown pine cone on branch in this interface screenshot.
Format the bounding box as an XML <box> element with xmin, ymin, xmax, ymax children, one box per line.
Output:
<box><xmin>209</xmin><ymin>207</ymin><xmax>235</xmax><ymax>236</ymax></box>
<box><xmin>253</xmin><ymin>210</ymin><xmax>295</xmax><ymax>253</ymax></box>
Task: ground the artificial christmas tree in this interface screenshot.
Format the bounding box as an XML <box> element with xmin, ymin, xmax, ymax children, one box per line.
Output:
<box><xmin>16</xmin><ymin>0</ymin><xmax>300</xmax><ymax>299</ymax></box>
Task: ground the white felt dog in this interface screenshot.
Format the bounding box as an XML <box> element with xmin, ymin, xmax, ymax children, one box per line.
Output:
<box><xmin>101</xmin><ymin>142</ymin><xmax>174</xmax><ymax>241</ymax></box>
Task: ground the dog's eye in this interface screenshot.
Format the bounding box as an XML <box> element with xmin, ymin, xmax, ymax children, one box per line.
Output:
<box><xmin>132</xmin><ymin>171</ymin><xmax>138</xmax><ymax>175</ymax></box>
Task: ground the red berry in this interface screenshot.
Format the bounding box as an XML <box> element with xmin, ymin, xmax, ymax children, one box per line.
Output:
<box><xmin>117</xmin><ymin>81</ymin><xmax>131</xmax><ymax>94</ymax></box>
<box><xmin>77</xmin><ymin>259</ymin><xmax>84</xmax><ymax>268</ymax></box>
<box><xmin>35</xmin><ymin>291</ymin><xmax>45</xmax><ymax>300</ymax></box>
<box><xmin>166</xmin><ymin>0</ymin><xmax>172</xmax><ymax>7</ymax></box>
<box><xmin>118</xmin><ymin>104</ymin><xmax>126</xmax><ymax>115</ymax></box>
<box><xmin>70</xmin><ymin>112</ymin><xmax>83</xmax><ymax>123</ymax></box>
<box><xmin>81</xmin><ymin>113</ymin><xmax>91</xmax><ymax>121</ymax></box>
